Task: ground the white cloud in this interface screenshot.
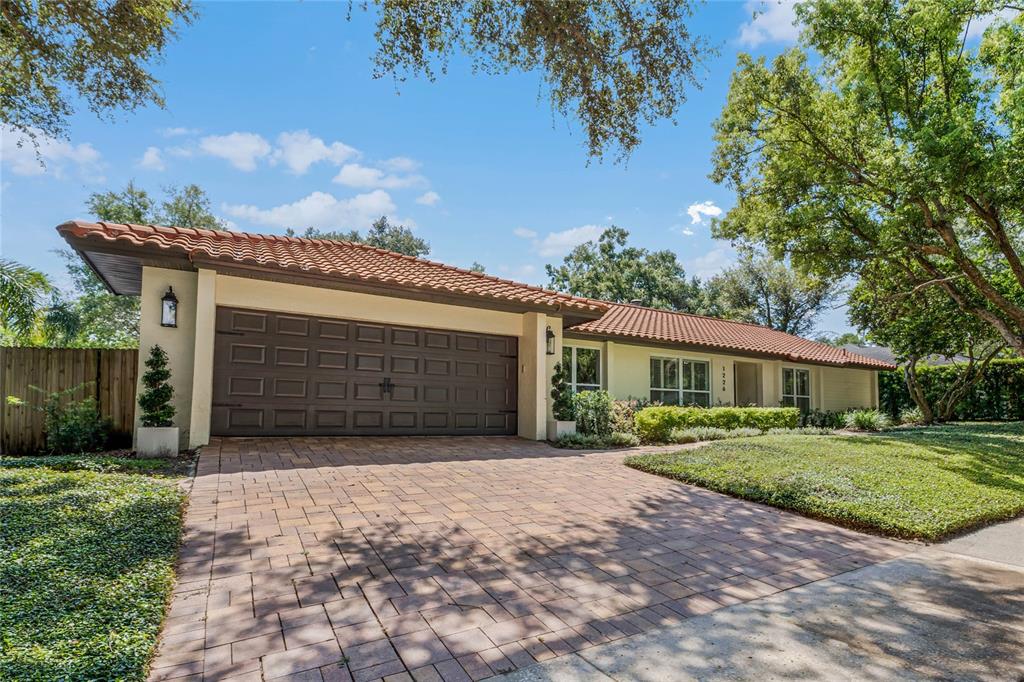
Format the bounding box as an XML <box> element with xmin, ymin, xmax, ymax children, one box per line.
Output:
<box><xmin>271</xmin><ymin>130</ymin><xmax>358</xmax><ymax>174</ymax></box>
<box><xmin>687</xmin><ymin>246</ymin><xmax>737</xmax><ymax>279</ymax></box>
<box><xmin>1</xmin><ymin>126</ymin><xmax>102</xmax><ymax>178</ymax></box>
<box><xmin>223</xmin><ymin>190</ymin><xmax>395</xmax><ymax>231</ymax></box>
<box><xmin>681</xmin><ymin>228</ymin><xmax>695</xmax><ymax>237</ymax></box>
<box><xmin>965</xmin><ymin>7</ymin><xmax>1020</xmax><ymax>39</ymax></box>
<box><xmin>513</xmin><ymin>227</ymin><xmax>538</xmax><ymax>239</ymax></box>
<box><xmin>160</xmin><ymin>126</ymin><xmax>199</xmax><ymax>137</ymax></box>
<box><xmin>685</xmin><ymin>200</ymin><xmax>723</xmax><ymax>225</ymax></box>
<box><xmin>738</xmin><ymin>0</ymin><xmax>800</xmax><ymax>47</ymax></box>
<box><xmin>199</xmin><ymin>132</ymin><xmax>272</xmax><ymax>171</ymax></box>
<box><xmin>138</xmin><ymin>146</ymin><xmax>165</xmax><ymax>171</ymax></box>
<box><xmin>497</xmin><ymin>263</ymin><xmax>541</xmax><ymax>284</ymax></box>
<box><xmin>380</xmin><ymin>156</ymin><xmax>420</xmax><ymax>173</ymax></box>
<box><xmin>535</xmin><ymin>225</ymin><xmax>604</xmax><ymax>258</ymax></box>
<box><xmin>415</xmin><ymin>191</ymin><xmax>441</xmax><ymax>206</ymax></box>
<box><xmin>333</xmin><ymin>163</ymin><xmax>424</xmax><ymax>189</ymax></box>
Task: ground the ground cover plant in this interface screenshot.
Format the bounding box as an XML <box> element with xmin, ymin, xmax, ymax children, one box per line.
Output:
<box><xmin>0</xmin><ymin>457</ymin><xmax>186</xmax><ymax>680</ymax></box>
<box><xmin>625</xmin><ymin>422</ymin><xmax>1024</xmax><ymax>540</ymax></box>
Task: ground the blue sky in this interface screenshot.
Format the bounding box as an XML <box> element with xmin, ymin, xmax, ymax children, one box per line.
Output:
<box><xmin>0</xmin><ymin>0</ymin><xmax>863</xmax><ymax>335</ymax></box>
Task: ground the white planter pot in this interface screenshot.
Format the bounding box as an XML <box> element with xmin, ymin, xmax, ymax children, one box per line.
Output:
<box><xmin>547</xmin><ymin>420</ymin><xmax>577</xmax><ymax>441</ymax></box>
<box><xmin>137</xmin><ymin>427</ymin><xmax>180</xmax><ymax>457</ymax></box>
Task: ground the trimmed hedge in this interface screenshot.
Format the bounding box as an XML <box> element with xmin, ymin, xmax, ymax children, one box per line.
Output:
<box><xmin>634</xmin><ymin>406</ymin><xmax>800</xmax><ymax>442</ymax></box>
<box><xmin>879</xmin><ymin>358</ymin><xmax>1024</xmax><ymax>421</ymax></box>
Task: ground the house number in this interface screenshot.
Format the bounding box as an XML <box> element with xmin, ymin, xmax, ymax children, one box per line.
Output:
<box><xmin>721</xmin><ymin>366</ymin><xmax>727</xmax><ymax>392</ymax></box>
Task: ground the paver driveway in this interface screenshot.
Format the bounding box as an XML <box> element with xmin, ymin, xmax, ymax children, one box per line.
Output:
<box><xmin>150</xmin><ymin>437</ymin><xmax>910</xmax><ymax>682</ymax></box>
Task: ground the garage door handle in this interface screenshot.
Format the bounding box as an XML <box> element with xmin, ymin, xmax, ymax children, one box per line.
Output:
<box><xmin>379</xmin><ymin>377</ymin><xmax>393</xmax><ymax>395</ymax></box>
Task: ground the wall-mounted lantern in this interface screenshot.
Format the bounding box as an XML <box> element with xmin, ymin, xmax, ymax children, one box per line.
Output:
<box><xmin>545</xmin><ymin>326</ymin><xmax>556</xmax><ymax>355</ymax></box>
<box><xmin>160</xmin><ymin>286</ymin><xmax>178</xmax><ymax>328</ymax></box>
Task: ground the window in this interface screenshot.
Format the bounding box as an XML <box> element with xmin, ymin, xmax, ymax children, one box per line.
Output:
<box><xmin>562</xmin><ymin>346</ymin><xmax>601</xmax><ymax>392</ymax></box>
<box><xmin>650</xmin><ymin>357</ymin><xmax>710</xmax><ymax>406</ymax></box>
<box><xmin>782</xmin><ymin>368</ymin><xmax>811</xmax><ymax>412</ymax></box>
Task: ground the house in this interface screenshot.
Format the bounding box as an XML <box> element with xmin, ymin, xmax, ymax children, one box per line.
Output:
<box><xmin>59</xmin><ymin>221</ymin><xmax>895</xmax><ymax>447</ymax></box>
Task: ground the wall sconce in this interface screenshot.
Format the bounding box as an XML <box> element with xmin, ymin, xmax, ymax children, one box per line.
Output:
<box><xmin>161</xmin><ymin>286</ymin><xmax>178</xmax><ymax>328</ymax></box>
<box><xmin>545</xmin><ymin>326</ymin><xmax>555</xmax><ymax>355</ymax></box>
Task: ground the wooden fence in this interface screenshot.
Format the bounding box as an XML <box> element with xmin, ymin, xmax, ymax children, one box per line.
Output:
<box><xmin>0</xmin><ymin>347</ymin><xmax>138</xmax><ymax>454</ymax></box>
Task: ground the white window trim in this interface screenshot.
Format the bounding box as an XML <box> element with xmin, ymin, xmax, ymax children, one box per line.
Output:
<box><xmin>782</xmin><ymin>367</ymin><xmax>811</xmax><ymax>409</ymax></box>
<box><xmin>649</xmin><ymin>355</ymin><xmax>712</xmax><ymax>406</ymax></box>
<box><xmin>564</xmin><ymin>346</ymin><xmax>602</xmax><ymax>392</ymax></box>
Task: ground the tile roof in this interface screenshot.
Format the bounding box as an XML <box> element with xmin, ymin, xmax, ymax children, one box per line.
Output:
<box><xmin>568</xmin><ymin>303</ymin><xmax>896</xmax><ymax>370</ymax></box>
<box><xmin>58</xmin><ymin>221</ymin><xmax>893</xmax><ymax>369</ymax></box>
<box><xmin>57</xmin><ymin>220</ymin><xmax>607</xmax><ymax>314</ymax></box>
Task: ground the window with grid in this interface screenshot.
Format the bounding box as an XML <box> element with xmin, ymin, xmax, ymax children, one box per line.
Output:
<box><xmin>650</xmin><ymin>357</ymin><xmax>710</xmax><ymax>406</ymax></box>
<box><xmin>562</xmin><ymin>346</ymin><xmax>601</xmax><ymax>392</ymax></box>
<box><xmin>782</xmin><ymin>368</ymin><xmax>811</xmax><ymax>412</ymax></box>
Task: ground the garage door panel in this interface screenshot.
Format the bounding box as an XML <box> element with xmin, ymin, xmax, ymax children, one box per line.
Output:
<box><xmin>212</xmin><ymin>307</ymin><xmax>517</xmax><ymax>436</ymax></box>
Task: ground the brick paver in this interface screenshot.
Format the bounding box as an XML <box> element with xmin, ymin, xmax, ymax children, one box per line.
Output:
<box><xmin>149</xmin><ymin>437</ymin><xmax>910</xmax><ymax>681</ymax></box>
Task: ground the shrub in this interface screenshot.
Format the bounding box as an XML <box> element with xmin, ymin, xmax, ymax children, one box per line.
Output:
<box><xmin>666</xmin><ymin>426</ymin><xmax>763</xmax><ymax>443</ymax></box>
<box><xmin>572</xmin><ymin>390</ymin><xmax>614</xmax><ymax>437</ymax></box>
<box><xmin>879</xmin><ymin>358</ymin><xmax>1024</xmax><ymax>422</ymax></box>
<box><xmin>550</xmin><ymin>362</ymin><xmax>574</xmax><ymax>421</ymax></box>
<box><xmin>8</xmin><ymin>384</ymin><xmax>110</xmax><ymax>455</ymax></box>
<box><xmin>799</xmin><ymin>409</ymin><xmax>847</xmax><ymax>429</ymax></box>
<box><xmin>138</xmin><ymin>345</ymin><xmax>175</xmax><ymax>428</ymax></box>
<box><xmin>844</xmin><ymin>408</ymin><xmax>891</xmax><ymax>431</ymax></box>
<box><xmin>767</xmin><ymin>426</ymin><xmax>836</xmax><ymax>435</ymax></box>
<box><xmin>610</xmin><ymin>398</ymin><xmax>656</xmax><ymax>434</ymax></box>
<box><xmin>634</xmin><ymin>406</ymin><xmax>799</xmax><ymax>442</ymax></box>
<box><xmin>899</xmin><ymin>405</ymin><xmax>926</xmax><ymax>425</ymax></box>
<box><xmin>555</xmin><ymin>431</ymin><xmax>640</xmax><ymax>449</ymax></box>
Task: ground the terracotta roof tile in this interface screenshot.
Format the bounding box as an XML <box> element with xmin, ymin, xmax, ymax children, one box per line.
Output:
<box><xmin>58</xmin><ymin>221</ymin><xmax>893</xmax><ymax>369</ymax></box>
<box><xmin>57</xmin><ymin>220</ymin><xmax>607</xmax><ymax>314</ymax></box>
<box><xmin>567</xmin><ymin>303</ymin><xmax>895</xmax><ymax>370</ymax></box>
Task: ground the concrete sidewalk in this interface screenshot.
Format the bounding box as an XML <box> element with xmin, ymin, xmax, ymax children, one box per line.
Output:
<box><xmin>499</xmin><ymin>519</ymin><xmax>1024</xmax><ymax>681</ymax></box>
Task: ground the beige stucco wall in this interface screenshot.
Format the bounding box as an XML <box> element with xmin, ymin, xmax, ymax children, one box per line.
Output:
<box><xmin>563</xmin><ymin>337</ymin><xmax>879</xmax><ymax>411</ymax></box>
<box><xmin>136</xmin><ymin>267</ymin><xmax>199</xmax><ymax>448</ymax></box>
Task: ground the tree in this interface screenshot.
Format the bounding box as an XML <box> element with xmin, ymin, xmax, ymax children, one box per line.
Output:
<box><xmin>710</xmin><ymin>1</ymin><xmax>1024</xmax><ymax>355</ymax></box>
<box><xmin>363</xmin><ymin>1</ymin><xmax>713</xmax><ymax>161</ymax></box>
<box><xmin>85</xmin><ymin>181</ymin><xmax>226</xmax><ymax>229</ymax></box>
<box><xmin>286</xmin><ymin>216</ymin><xmax>429</xmax><ymax>257</ymax></box>
<box><xmin>707</xmin><ymin>250</ymin><xmax>838</xmax><ymax>336</ymax></box>
<box><xmin>469</xmin><ymin>262</ymin><xmax>486</xmax><ymax>274</ymax></box>
<box><xmin>546</xmin><ymin>226</ymin><xmax>705</xmax><ymax>311</ymax></box>
<box><xmin>138</xmin><ymin>344</ymin><xmax>175</xmax><ymax>427</ymax></box>
<box><xmin>816</xmin><ymin>332</ymin><xmax>867</xmax><ymax>347</ymax></box>
<box><xmin>849</xmin><ymin>260</ymin><xmax>1004</xmax><ymax>423</ymax></box>
<box><xmin>159</xmin><ymin>184</ymin><xmax>227</xmax><ymax>229</ymax></box>
<box><xmin>0</xmin><ymin>258</ymin><xmax>52</xmax><ymax>336</ymax></box>
<box><xmin>1</xmin><ymin>0</ymin><xmax>194</xmax><ymax>144</ymax></box>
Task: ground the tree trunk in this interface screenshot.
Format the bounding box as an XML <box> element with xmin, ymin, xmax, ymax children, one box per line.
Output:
<box><xmin>903</xmin><ymin>357</ymin><xmax>934</xmax><ymax>424</ymax></box>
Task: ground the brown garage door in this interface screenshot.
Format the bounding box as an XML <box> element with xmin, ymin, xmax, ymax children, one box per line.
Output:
<box><xmin>211</xmin><ymin>307</ymin><xmax>518</xmax><ymax>436</ymax></box>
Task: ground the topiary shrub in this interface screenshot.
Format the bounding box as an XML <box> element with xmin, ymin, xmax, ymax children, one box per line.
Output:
<box><xmin>138</xmin><ymin>345</ymin><xmax>175</xmax><ymax>427</ymax></box>
<box><xmin>844</xmin><ymin>408</ymin><xmax>891</xmax><ymax>431</ymax></box>
<box><xmin>634</xmin><ymin>406</ymin><xmax>799</xmax><ymax>442</ymax></box>
<box><xmin>550</xmin><ymin>362</ymin><xmax>574</xmax><ymax>421</ymax></box>
<box><xmin>572</xmin><ymin>390</ymin><xmax>614</xmax><ymax>437</ymax></box>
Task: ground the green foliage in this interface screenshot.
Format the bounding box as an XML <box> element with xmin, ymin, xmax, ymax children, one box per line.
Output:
<box><xmin>1</xmin><ymin>0</ymin><xmax>194</xmax><ymax>143</ymax></box>
<box><xmin>815</xmin><ymin>332</ymin><xmax>867</xmax><ymax>347</ymax></box>
<box><xmin>86</xmin><ymin>181</ymin><xmax>226</xmax><ymax>230</ymax></box>
<box><xmin>365</xmin><ymin>1</ymin><xmax>711</xmax><ymax>161</ymax></box>
<box><xmin>625</xmin><ymin>423</ymin><xmax>1024</xmax><ymax>540</ymax></box>
<box><xmin>799</xmin><ymin>409</ymin><xmax>847</xmax><ymax>430</ymax></box>
<box><xmin>546</xmin><ymin>227</ymin><xmax>707</xmax><ymax>311</ymax></box>
<box><xmin>711</xmin><ymin>0</ymin><xmax>1024</xmax><ymax>355</ymax></box>
<box><xmin>571</xmin><ymin>390</ymin><xmax>614</xmax><ymax>437</ymax></box>
<box><xmin>707</xmin><ymin>249</ymin><xmax>838</xmax><ymax>336</ymax></box>
<box><xmin>469</xmin><ymin>261</ymin><xmax>486</xmax><ymax>273</ymax></box>
<box><xmin>610</xmin><ymin>398</ymin><xmax>656</xmax><ymax>435</ymax></box>
<box><xmin>667</xmin><ymin>426</ymin><xmax>762</xmax><ymax>443</ymax></box>
<box><xmin>767</xmin><ymin>426</ymin><xmax>836</xmax><ymax>436</ymax></box>
<box><xmin>844</xmin><ymin>409</ymin><xmax>891</xmax><ymax>432</ymax></box>
<box><xmin>0</xmin><ymin>464</ymin><xmax>184</xmax><ymax>680</ymax></box>
<box><xmin>0</xmin><ymin>455</ymin><xmax>187</xmax><ymax>476</ymax></box>
<box><xmin>9</xmin><ymin>384</ymin><xmax>110</xmax><ymax>455</ymax></box>
<box><xmin>550</xmin><ymin>362</ymin><xmax>575</xmax><ymax>421</ymax></box>
<box><xmin>879</xmin><ymin>359</ymin><xmax>1024</xmax><ymax>421</ymax></box>
<box><xmin>899</xmin><ymin>406</ymin><xmax>926</xmax><ymax>426</ymax></box>
<box><xmin>554</xmin><ymin>432</ymin><xmax>640</xmax><ymax>450</ymax></box>
<box><xmin>635</xmin><ymin>405</ymin><xmax>800</xmax><ymax>442</ymax></box>
<box><xmin>287</xmin><ymin>216</ymin><xmax>429</xmax><ymax>257</ymax></box>
<box><xmin>138</xmin><ymin>345</ymin><xmax>174</xmax><ymax>428</ymax></box>
<box><xmin>0</xmin><ymin>258</ymin><xmax>52</xmax><ymax>337</ymax></box>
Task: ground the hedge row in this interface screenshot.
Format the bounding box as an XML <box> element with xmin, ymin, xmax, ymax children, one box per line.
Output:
<box><xmin>635</xmin><ymin>406</ymin><xmax>800</xmax><ymax>442</ymax></box>
<box><xmin>879</xmin><ymin>358</ymin><xmax>1024</xmax><ymax>421</ymax></box>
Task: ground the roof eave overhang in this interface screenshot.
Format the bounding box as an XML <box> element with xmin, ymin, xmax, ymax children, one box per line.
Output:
<box><xmin>563</xmin><ymin>329</ymin><xmax>895</xmax><ymax>371</ymax></box>
<box><xmin>60</xmin><ymin>229</ymin><xmax>607</xmax><ymax>319</ymax></box>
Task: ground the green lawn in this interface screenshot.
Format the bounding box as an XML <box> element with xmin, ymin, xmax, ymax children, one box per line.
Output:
<box><xmin>0</xmin><ymin>456</ymin><xmax>186</xmax><ymax>681</ymax></box>
<box><xmin>625</xmin><ymin>422</ymin><xmax>1024</xmax><ymax>540</ymax></box>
